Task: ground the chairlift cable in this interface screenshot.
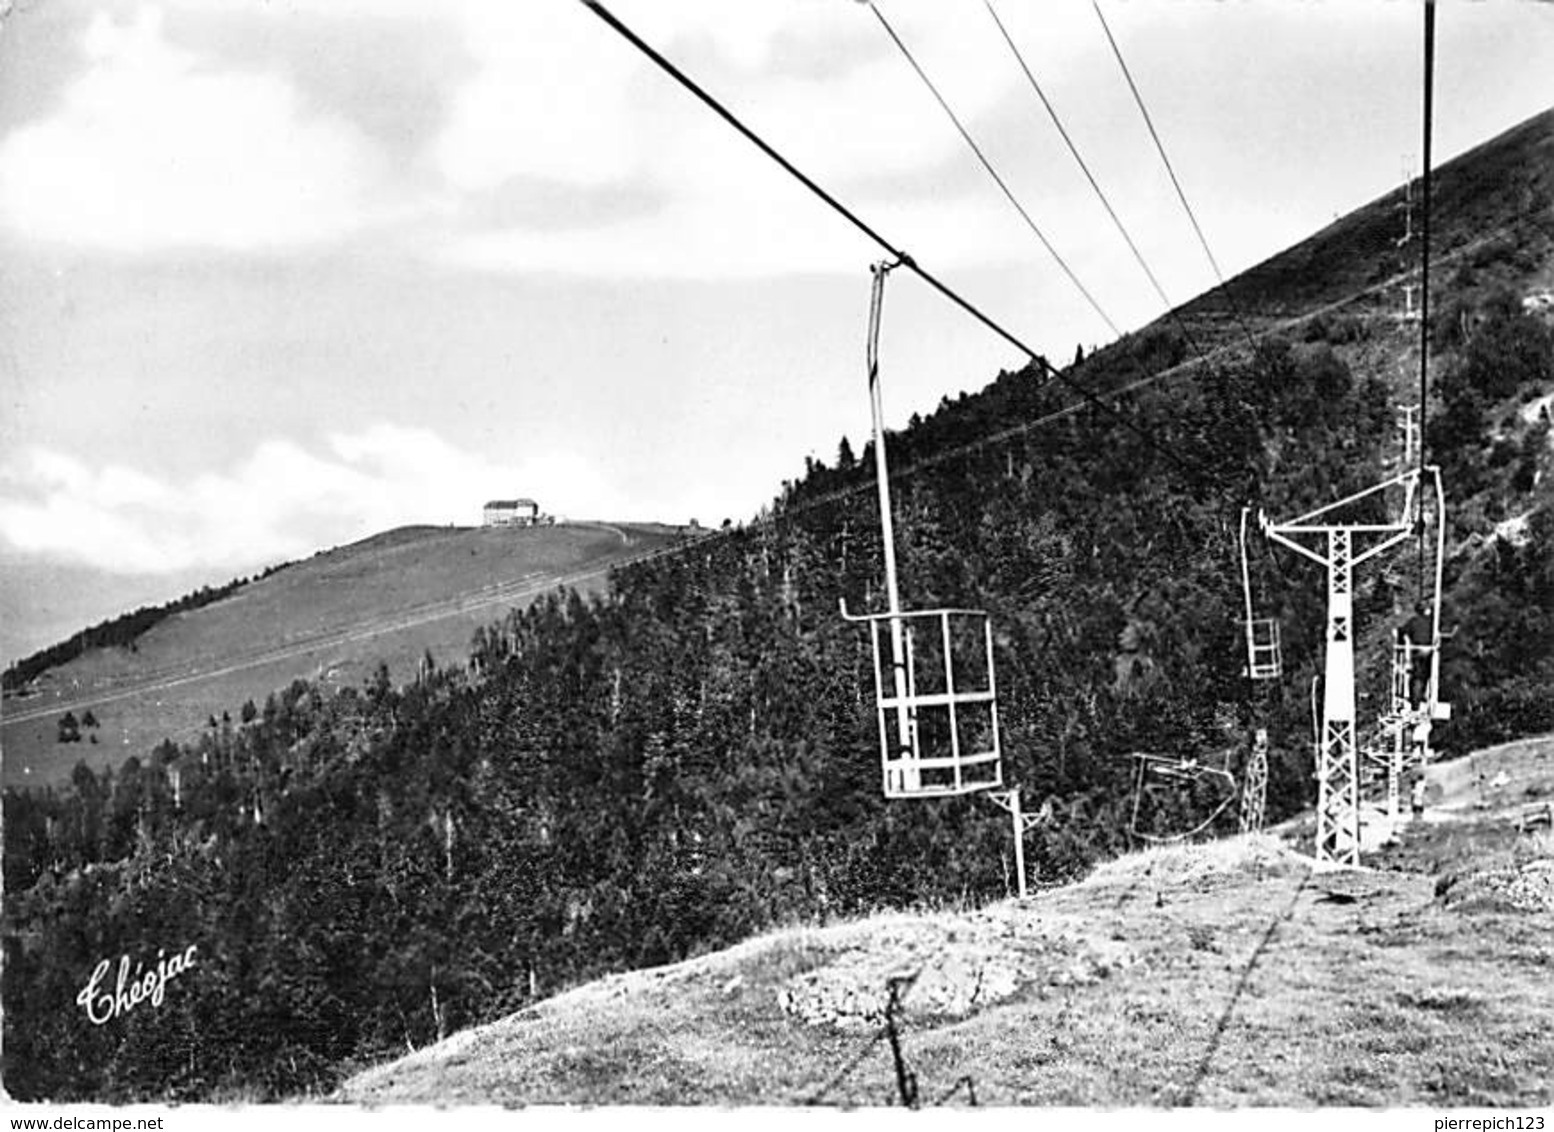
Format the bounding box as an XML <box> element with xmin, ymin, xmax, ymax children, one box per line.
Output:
<box><xmin>584</xmin><ymin>0</ymin><xmax>1479</xmax><ymax>568</ymax></box>
<box><xmin>575</xmin><ymin>0</ymin><xmax>1203</xmax><ymax>477</ymax></box>
<box><xmin>1090</xmin><ymin>0</ymin><xmax>1260</xmax><ymax>356</ymax></box>
<box><xmin>838</xmin><ymin>228</ymin><xmax>1502</xmax><ymax>502</ymax></box>
<box><xmin>867</xmin><ymin>3</ymin><xmax>1120</xmax><ymax>339</ymax></box>
<box><xmin>626</xmin><ymin>233</ymin><xmax>1454</xmax><ymax>589</ymax></box>
<box><xmin>981</xmin><ymin>0</ymin><xmax>1211</xmax><ymax>365</ymax></box>
<box><xmin>1416</xmin><ymin>0</ymin><xmax>1436</xmax><ymax>598</ymax></box>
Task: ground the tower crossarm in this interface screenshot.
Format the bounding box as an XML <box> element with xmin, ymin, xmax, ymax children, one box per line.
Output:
<box><xmin>1272</xmin><ymin>468</ymin><xmax>1422</xmax><ymax>529</ymax></box>
<box><xmin>1258</xmin><ymin>523</ymin><xmax>1334</xmax><ymax>569</ymax></box>
<box><xmin>1264</xmin><ymin>524</ymin><xmax>1413</xmax><ymax>567</ymax></box>
<box><xmin>1259</xmin><ymin>521</ymin><xmax>1406</xmax><ymax>572</ymax></box>
<box><xmin>1272</xmin><ymin>523</ymin><xmax>1411</xmax><ymax>536</ymax></box>
<box><xmin>1350</xmin><ymin>526</ymin><xmax>1414</xmax><ymax>569</ymax></box>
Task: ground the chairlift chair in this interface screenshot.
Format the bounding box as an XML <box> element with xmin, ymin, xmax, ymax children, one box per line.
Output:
<box><xmin>839</xmin><ymin>603</ymin><xmax>1004</xmax><ymax>799</ymax></box>
<box><xmin>839</xmin><ymin>258</ymin><xmax>1041</xmax><ymax>896</ymax></box>
<box><xmin>1127</xmin><ymin>751</ymin><xmax>1238</xmax><ymax>845</ymax></box>
<box><xmin>1238</xmin><ymin>507</ymin><xmax>1283</xmax><ymax>680</ymax></box>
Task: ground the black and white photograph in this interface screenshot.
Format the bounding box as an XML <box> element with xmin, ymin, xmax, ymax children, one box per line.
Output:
<box><xmin>2</xmin><ymin>0</ymin><xmax>1553</xmax><ymax>1119</ymax></box>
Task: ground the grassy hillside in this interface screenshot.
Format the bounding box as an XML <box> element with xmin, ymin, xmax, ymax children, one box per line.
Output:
<box><xmin>1</xmin><ymin>521</ymin><xmax>687</xmax><ymax>788</ymax></box>
<box><xmin>339</xmin><ymin>736</ymin><xmax>1554</xmax><ymax>1107</ymax></box>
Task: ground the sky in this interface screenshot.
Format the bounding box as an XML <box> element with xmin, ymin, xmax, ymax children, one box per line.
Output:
<box><xmin>0</xmin><ymin>0</ymin><xmax>1551</xmax><ymax>664</ymax></box>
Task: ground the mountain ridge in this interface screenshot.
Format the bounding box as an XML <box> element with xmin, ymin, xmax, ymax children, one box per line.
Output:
<box><xmin>1</xmin><ymin>520</ymin><xmax>691</xmax><ymax>788</ymax></box>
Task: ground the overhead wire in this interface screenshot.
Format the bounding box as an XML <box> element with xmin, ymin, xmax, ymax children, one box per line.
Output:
<box><xmin>880</xmin><ymin>224</ymin><xmax>1517</xmax><ymax>499</ymax></box>
<box><xmin>865</xmin><ymin>2</ymin><xmax>1120</xmax><ymax>339</ymax></box>
<box><xmin>980</xmin><ymin>0</ymin><xmax>1209</xmax><ymax>364</ymax></box>
<box><xmin>620</xmin><ymin>231</ymin><xmax>1508</xmax><ymax>602</ymax></box>
<box><xmin>583</xmin><ymin>1</ymin><xmax>1452</xmax><ymax>838</ymax></box>
<box><xmin>1419</xmin><ymin>0</ymin><xmax>1436</xmax><ymax>474</ymax></box>
<box><xmin>1416</xmin><ymin>0</ymin><xmax>1436</xmax><ymax>598</ymax></box>
<box><xmin>575</xmin><ymin>0</ymin><xmax>1205</xmax><ymax>478</ymax></box>
<box><xmin>581</xmin><ymin>0</ymin><xmax>1478</xmax><ymax>519</ymax></box>
<box><xmin>1090</xmin><ymin>0</ymin><xmax>1261</xmax><ymax>356</ymax></box>
<box><xmin>615</xmin><ymin>222</ymin><xmax>1510</xmax><ymax>583</ymax></box>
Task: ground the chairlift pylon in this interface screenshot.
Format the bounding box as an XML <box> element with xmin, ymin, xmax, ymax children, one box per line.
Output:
<box><xmin>1379</xmin><ymin>463</ymin><xmax>1450</xmax><ymax>819</ymax></box>
<box><xmin>1255</xmin><ymin>466</ymin><xmax>1440</xmax><ymax>866</ymax></box>
<box><xmin>1238</xmin><ymin>727</ymin><xmax>1270</xmax><ymax>835</ymax></box>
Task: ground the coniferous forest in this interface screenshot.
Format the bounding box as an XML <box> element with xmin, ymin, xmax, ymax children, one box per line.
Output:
<box><xmin>5</xmin><ymin>296</ymin><xmax>1553</xmax><ymax>1100</ymax></box>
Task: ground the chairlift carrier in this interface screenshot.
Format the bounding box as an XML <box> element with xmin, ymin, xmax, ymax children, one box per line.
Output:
<box><xmin>840</xmin><ymin>259</ymin><xmax>1040</xmax><ymax>895</ymax></box>
<box><xmin>1238</xmin><ymin>507</ymin><xmax>1283</xmax><ymax>680</ymax></box>
<box><xmin>839</xmin><ymin>603</ymin><xmax>1004</xmax><ymax>799</ymax></box>
<box><xmin>1127</xmin><ymin>751</ymin><xmax>1238</xmax><ymax>844</ymax></box>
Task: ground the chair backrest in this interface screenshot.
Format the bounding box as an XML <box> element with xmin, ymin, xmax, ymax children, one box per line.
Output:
<box><xmin>849</xmin><ymin>606</ymin><xmax>1004</xmax><ymax>799</ymax></box>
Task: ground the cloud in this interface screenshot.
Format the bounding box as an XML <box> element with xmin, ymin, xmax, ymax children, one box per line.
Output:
<box><xmin>443</xmin><ymin>174</ymin><xmax>1034</xmax><ymax>280</ymax></box>
<box><xmin>433</xmin><ymin>5</ymin><xmax>642</xmax><ymax>193</ymax></box>
<box><xmin>428</xmin><ymin>2</ymin><xmax>1053</xmax><ymax>278</ymax></box>
<box><xmin>0</xmin><ymin>6</ymin><xmax>395</xmax><ymax>252</ymax></box>
<box><xmin>0</xmin><ymin>425</ymin><xmax>628</xmax><ymax>575</ymax></box>
<box><xmin>432</xmin><ymin>4</ymin><xmax>1002</xmax><ymax>194</ymax></box>
<box><xmin>0</xmin><ymin>0</ymin><xmax>1241</xmax><ymax>288</ymax></box>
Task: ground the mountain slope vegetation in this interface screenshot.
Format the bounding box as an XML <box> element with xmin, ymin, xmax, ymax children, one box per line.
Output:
<box><xmin>3</xmin><ymin>108</ymin><xmax>1552</xmax><ymax>1103</ymax></box>
<box><xmin>340</xmin><ymin>736</ymin><xmax>1554</xmax><ymax>1108</ymax></box>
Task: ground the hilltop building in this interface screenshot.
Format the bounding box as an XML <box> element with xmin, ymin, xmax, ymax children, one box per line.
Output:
<box><xmin>483</xmin><ymin>498</ymin><xmax>540</xmax><ymax>527</ymax></box>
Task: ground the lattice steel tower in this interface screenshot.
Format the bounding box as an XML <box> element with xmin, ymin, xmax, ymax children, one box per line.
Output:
<box><xmin>1258</xmin><ymin>469</ymin><xmax>1437</xmax><ymax>865</ymax></box>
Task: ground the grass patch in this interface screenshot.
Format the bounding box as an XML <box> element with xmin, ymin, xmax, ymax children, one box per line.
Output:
<box><xmin>3</xmin><ymin>523</ymin><xmax>683</xmax><ymax>788</ymax></box>
<box><xmin>1396</xmin><ymin>988</ymin><xmax>1487</xmax><ymax>1016</ymax></box>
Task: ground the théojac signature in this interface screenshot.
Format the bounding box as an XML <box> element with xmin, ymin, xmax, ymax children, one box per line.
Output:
<box><xmin>76</xmin><ymin>945</ymin><xmax>198</xmax><ymax>1026</ymax></box>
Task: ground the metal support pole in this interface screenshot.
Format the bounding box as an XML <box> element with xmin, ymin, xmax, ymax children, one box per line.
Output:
<box><xmin>1238</xmin><ymin>508</ymin><xmax>1257</xmax><ymax>676</ymax></box>
<box><xmin>1418</xmin><ymin>0</ymin><xmax>1436</xmax><ymax>597</ymax></box>
<box><xmin>1398</xmin><ymin>405</ymin><xmax>1419</xmax><ymax>470</ymax></box>
<box><xmin>867</xmin><ymin>260</ymin><xmax>917</xmax><ymax>793</ymax></box>
<box><xmin>1318</xmin><ymin>530</ymin><xmax>1360</xmax><ymax>865</ymax></box>
<box><xmin>1388</xmin><ymin>643</ymin><xmax>1408</xmax><ymax>823</ymax></box>
<box><xmin>1262</xmin><ymin>471</ymin><xmax>1424</xmax><ymax>864</ymax></box>
<box><xmin>1429</xmin><ymin>467</ymin><xmax>1447</xmax><ymax>742</ymax></box>
<box><xmin>987</xmin><ymin>787</ymin><xmax>1033</xmax><ymax>899</ymax></box>
<box><xmin>1008</xmin><ymin>787</ymin><xmax>1027</xmax><ymax>900</ymax></box>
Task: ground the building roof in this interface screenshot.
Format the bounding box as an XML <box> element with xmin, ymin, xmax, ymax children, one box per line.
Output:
<box><xmin>484</xmin><ymin>498</ymin><xmax>538</xmax><ymax>509</ymax></box>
